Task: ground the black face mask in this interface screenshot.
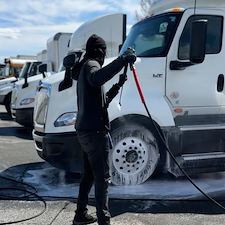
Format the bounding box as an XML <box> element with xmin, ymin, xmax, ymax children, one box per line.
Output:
<box><xmin>95</xmin><ymin>48</ymin><xmax>106</xmax><ymax>66</ymax></box>
<box><xmin>96</xmin><ymin>55</ymin><xmax>105</xmax><ymax>66</ymax></box>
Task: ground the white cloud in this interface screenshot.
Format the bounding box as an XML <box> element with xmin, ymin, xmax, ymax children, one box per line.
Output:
<box><xmin>0</xmin><ymin>28</ymin><xmax>21</xmax><ymax>39</ymax></box>
<box><xmin>0</xmin><ymin>0</ymin><xmax>141</xmax><ymax>63</ymax></box>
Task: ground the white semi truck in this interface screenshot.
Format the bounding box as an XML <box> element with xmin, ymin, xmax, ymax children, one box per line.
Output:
<box><xmin>33</xmin><ymin>0</ymin><xmax>225</xmax><ymax>186</ymax></box>
<box><xmin>10</xmin><ymin>62</ymin><xmax>53</xmax><ymax>126</ymax></box>
<box><xmin>0</xmin><ymin>59</ymin><xmax>38</xmax><ymax>115</ymax></box>
<box><xmin>10</xmin><ymin>33</ymin><xmax>72</xmax><ymax>125</ymax></box>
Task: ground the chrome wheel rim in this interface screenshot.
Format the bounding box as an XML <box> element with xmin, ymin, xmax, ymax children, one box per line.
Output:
<box><xmin>112</xmin><ymin>137</ymin><xmax>149</xmax><ymax>175</ymax></box>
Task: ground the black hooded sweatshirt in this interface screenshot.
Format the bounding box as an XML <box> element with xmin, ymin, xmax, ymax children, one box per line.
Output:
<box><xmin>75</xmin><ymin>56</ymin><xmax>125</xmax><ymax>132</ymax></box>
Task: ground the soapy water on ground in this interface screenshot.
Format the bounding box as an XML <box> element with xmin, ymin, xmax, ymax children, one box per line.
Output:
<box><xmin>1</xmin><ymin>162</ymin><xmax>222</xmax><ymax>200</ymax></box>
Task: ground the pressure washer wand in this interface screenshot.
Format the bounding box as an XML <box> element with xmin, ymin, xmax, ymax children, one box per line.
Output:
<box><xmin>119</xmin><ymin>63</ymin><xmax>128</xmax><ymax>106</ymax></box>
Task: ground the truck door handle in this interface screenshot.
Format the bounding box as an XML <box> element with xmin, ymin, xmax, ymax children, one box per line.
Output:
<box><xmin>217</xmin><ymin>74</ymin><xmax>224</xmax><ymax>92</ymax></box>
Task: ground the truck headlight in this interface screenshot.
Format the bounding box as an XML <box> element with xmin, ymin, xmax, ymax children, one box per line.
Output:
<box><xmin>20</xmin><ymin>98</ymin><xmax>35</xmax><ymax>105</ymax></box>
<box><xmin>54</xmin><ymin>112</ymin><xmax>77</xmax><ymax>127</ymax></box>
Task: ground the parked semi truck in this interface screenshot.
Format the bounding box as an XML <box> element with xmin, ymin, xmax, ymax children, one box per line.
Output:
<box><xmin>0</xmin><ymin>60</ymin><xmax>52</xmax><ymax>115</ymax></box>
<box><xmin>33</xmin><ymin>1</ymin><xmax>225</xmax><ymax>186</ymax></box>
<box><xmin>10</xmin><ymin>62</ymin><xmax>53</xmax><ymax>126</ymax></box>
<box><xmin>10</xmin><ymin>33</ymin><xmax>72</xmax><ymax>125</ymax></box>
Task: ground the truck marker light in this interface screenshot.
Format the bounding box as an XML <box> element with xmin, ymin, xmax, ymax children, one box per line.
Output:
<box><xmin>20</xmin><ymin>98</ymin><xmax>35</xmax><ymax>105</ymax></box>
<box><xmin>66</xmin><ymin>121</ymin><xmax>76</xmax><ymax>126</ymax></box>
<box><xmin>174</xmin><ymin>108</ymin><xmax>183</xmax><ymax>113</ymax></box>
<box><xmin>173</xmin><ymin>8</ymin><xmax>181</xmax><ymax>11</ymax></box>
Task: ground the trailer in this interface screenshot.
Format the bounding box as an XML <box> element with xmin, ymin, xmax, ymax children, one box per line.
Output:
<box><xmin>47</xmin><ymin>33</ymin><xmax>72</xmax><ymax>72</ymax></box>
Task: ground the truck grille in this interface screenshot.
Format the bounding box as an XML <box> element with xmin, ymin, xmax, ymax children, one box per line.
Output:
<box><xmin>34</xmin><ymin>84</ymin><xmax>51</xmax><ymax>126</ymax></box>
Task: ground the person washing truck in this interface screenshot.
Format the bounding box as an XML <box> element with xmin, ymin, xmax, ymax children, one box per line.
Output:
<box><xmin>72</xmin><ymin>34</ymin><xmax>136</xmax><ymax>225</ymax></box>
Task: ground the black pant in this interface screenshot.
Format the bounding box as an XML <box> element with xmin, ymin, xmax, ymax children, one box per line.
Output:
<box><xmin>76</xmin><ymin>131</ymin><xmax>111</xmax><ymax>225</ymax></box>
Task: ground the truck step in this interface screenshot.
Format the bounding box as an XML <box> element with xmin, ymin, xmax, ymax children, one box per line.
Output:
<box><xmin>168</xmin><ymin>152</ymin><xmax>225</xmax><ymax>177</ymax></box>
<box><xmin>182</xmin><ymin>152</ymin><xmax>225</xmax><ymax>160</ymax></box>
<box><xmin>179</xmin><ymin>124</ymin><xmax>225</xmax><ymax>131</ymax></box>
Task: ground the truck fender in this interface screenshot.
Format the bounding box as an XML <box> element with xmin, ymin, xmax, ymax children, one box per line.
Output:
<box><xmin>108</xmin><ymin>88</ymin><xmax>175</xmax><ymax>128</ymax></box>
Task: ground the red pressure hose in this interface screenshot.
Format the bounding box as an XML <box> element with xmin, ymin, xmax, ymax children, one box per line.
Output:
<box><xmin>131</xmin><ymin>64</ymin><xmax>145</xmax><ymax>104</ymax></box>
<box><xmin>130</xmin><ymin>63</ymin><xmax>151</xmax><ymax>118</ymax></box>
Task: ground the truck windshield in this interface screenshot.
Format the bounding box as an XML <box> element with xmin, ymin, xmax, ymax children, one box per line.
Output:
<box><xmin>28</xmin><ymin>62</ymin><xmax>42</xmax><ymax>77</ymax></box>
<box><xmin>120</xmin><ymin>12</ymin><xmax>182</xmax><ymax>57</ymax></box>
<box><xmin>19</xmin><ymin>62</ymin><xmax>31</xmax><ymax>79</ymax></box>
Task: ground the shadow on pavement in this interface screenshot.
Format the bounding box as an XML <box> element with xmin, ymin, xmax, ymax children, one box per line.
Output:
<box><xmin>109</xmin><ymin>199</ymin><xmax>225</xmax><ymax>216</ymax></box>
<box><xmin>0</xmin><ymin>112</ymin><xmax>13</xmax><ymax>121</ymax></box>
<box><xmin>0</xmin><ymin>126</ymin><xmax>33</xmax><ymax>140</ymax></box>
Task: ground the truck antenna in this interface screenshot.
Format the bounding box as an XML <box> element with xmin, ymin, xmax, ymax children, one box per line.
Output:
<box><xmin>194</xmin><ymin>0</ymin><xmax>197</xmax><ymax>15</ymax></box>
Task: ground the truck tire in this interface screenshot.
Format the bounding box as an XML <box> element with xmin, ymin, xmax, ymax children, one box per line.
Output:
<box><xmin>4</xmin><ymin>93</ymin><xmax>11</xmax><ymax>117</ymax></box>
<box><xmin>110</xmin><ymin>123</ymin><xmax>160</xmax><ymax>186</ymax></box>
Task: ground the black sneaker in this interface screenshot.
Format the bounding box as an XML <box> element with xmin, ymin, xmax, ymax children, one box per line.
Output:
<box><xmin>73</xmin><ymin>213</ymin><xmax>97</xmax><ymax>225</ymax></box>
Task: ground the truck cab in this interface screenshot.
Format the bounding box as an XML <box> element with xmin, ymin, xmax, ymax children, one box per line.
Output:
<box><xmin>10</xmin><ymin>61</ymin><xmax>53</xmax><ymax>127</ymax></box>
<box><xmin>33</xmin><ymin>4</ymin><xmax>225</xmax><ymax>186</ymax></box>
<box><xmin>10</xmin><ymin>33</ymin><xmax>72</xmax><ymax>126</ymax></box>
<box><xmin>0</xmin><ymin>59</ymin><xmax>38</xmax><ymax>115</ymax></box>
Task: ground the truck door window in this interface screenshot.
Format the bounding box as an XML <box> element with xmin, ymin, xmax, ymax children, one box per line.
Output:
<box><xmin>120</xmin><ymin>13</ymin><xmax>182</xmax><ymax>57</ymax></box>
<box><xmin>19</xmin><ymin>62</ymin><xmax>31</xmax><ymax>79</ymax></box>
<box><xmin>14</xmin><ymin>66</ymin><xmax>22</xmax><ymax>78</ymax></box>
<box><xmin>28</xmin><ymin>62</ymin><xmax>42</xmax><ymax>77</ymax></box>
<box><xmin>178</xmin><ymin>15</ymin><xmax>223</xmax><ymax>60</ymax></box>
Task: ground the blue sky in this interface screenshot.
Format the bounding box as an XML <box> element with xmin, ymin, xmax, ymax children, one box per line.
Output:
<box><xmin>0</xmin><ymin>0</ymin><xmax>142</xmax><ymax>63</ymax></box>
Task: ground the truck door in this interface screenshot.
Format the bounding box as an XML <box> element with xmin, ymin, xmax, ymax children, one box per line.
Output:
<box><xmin>166</xmin><ymin>10</ymin><xmax>224</xmax><ymax>116</ymax></box>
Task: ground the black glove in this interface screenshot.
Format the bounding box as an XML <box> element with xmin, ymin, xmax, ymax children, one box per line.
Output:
<box><xmin>118</xmin><ymin>73</ymin><xmax>127</xmax><ymax>87</ymax></box>
<box><xmin>121</xmin><ymin>47</ymin><xmax>136</xmax><ymax>64</ymax></box>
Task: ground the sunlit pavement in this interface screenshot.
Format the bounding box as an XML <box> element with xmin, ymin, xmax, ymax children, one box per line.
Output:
<box><xmin>1</xmin><ymin>105</ymin><xmax>225</xmax><ymax>225</ymax></box>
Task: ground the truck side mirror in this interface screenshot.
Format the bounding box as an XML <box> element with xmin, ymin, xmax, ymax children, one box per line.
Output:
<box><xmin>22</xmin><ymin>76</ymin><xmax>28</xmax><ymax>89</ymax></box>
<box><xmin>59</xmin><ymin>54</ymin><xmax>76</xmax><ymax>91</ymax></box>
<box><xmin>63</xmin><ymin>54</ymin><xmax>76</xmax><ymax>68</ymax></box>
<box><xmin>39</xmin><ymin>63</ymin><xmax>47</xmax><ymax>78</ymax></box>
<box><xmin>189</xmin><ymin>19</ymin><xmax>207</xmax><ymax>64</ymax></box>
<box><xmin>14</xmin><ymin>72</ymin><xmax>19</xmax><ymax>78</ymax></box>
<box><xmin>170</xmin><ymin>19</ymin><xmax>207</xmax><ymax>70</ymax></box>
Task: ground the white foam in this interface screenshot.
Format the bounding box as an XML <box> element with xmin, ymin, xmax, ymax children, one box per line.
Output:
<box><xmin>21</xmin><ymin>167</ymin><xmax>225</xmax><ymax>200</ymax></box>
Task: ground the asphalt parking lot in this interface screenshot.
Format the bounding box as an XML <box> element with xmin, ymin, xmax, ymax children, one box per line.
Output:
<box><xmin>1</xmin><ymin>105</ymin><xmax>225</xmax><ymax>225</ymax></box>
